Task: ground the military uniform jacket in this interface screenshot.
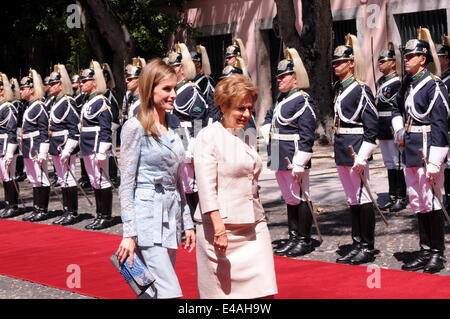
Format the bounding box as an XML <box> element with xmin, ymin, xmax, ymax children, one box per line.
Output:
<box><xmin>0</xmin><ymin>101</ymin><xmax>18</xmax><ymax>156</ymax></box>
<box><xmin>79</xmin><ymin>94</ymin><xmax>112</xmax><ymax>156</ymax></box>
<box><xmin>194</xmin><ymin>73</ymin><xmax>220</xmax><ymax>123</ymax></box>
<box><xmin>43</xmin><ymin>96</ymin><xmax>55</xmax><ymax>113</ymax></box>
<box><xmin>400</xmin><ymin>70</ymin><xmax>450</xmax><ymax>167</ymax></box>
<box><xmin>48</xmin><ymin>95</ymin><xmax>80</xmax><ymax>156</ymax></box>
<box><xmin>73</xmin><ymin>92</ymin><xmax>87</xmax><ymax>116</ymax></box>
<box><xmin>333</xmin><ymin>78</ymin><xmax>378</xmax><ymax>166</ymax></box>
<box><xmin>375</xmin><ymin>73</ymin><xmax>402</xmax><ymax>140</ymax></box>
<box><xmin>127</xmin><ymin>94</ymin><xmax>141</xmax><ymax>119</ymax></box>
<box><xmin>12</xmin><ymin>100</ymin><xmax>25</xmax><ymax>128</ymax></box>
<box><xmin>263</xmin><ymin>89</ymin><xmax>317</xmax><ymax>170</ymax></box>
<box><xmin>106</xmin><ymin>89</ymin><xmax>120</xmax><ymax>126</ymax></box>
<box><xmin>21</xmin><ymin>99</ymin><xmax>49</xmax><ymax>159</ymax></box>
<box><xmin>440</xmin><ymin>68</ymin><xmax>450</xmax><ymax>130</ymax></box>
<box><xmin>173</xmin><ymin>81</ymin><xmax>208</xmax><ymax>140</ymax></box>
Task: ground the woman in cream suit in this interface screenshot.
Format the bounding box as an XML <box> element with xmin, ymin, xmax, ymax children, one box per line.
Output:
<box><xmin>193</xmin><ymin>74</ymin><xmax>278</xmax><ymax>299</ymax></box>
<box><xmin>116</xmin><ymin>59</ymin><xmax>195</xmax><ymax>299</ymax></box>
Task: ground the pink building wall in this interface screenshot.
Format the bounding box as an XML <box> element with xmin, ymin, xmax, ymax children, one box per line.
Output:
<box><xmin>182</xmin><ymin>0</ymin><xmax>450</xmax><ymax>120</ymax></box>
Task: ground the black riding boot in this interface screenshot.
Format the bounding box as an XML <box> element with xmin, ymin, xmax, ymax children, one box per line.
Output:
<box><xmin>85</xmin><ymin>188</ymin><xmax>102</xmax><ymax>229</ymax></box>
<box><xmin>445</xmin><ymin>169</ymin><xmax>450</xmax><ymax>211</ymax></box>
<box><xmin>287</xmin><ymin>201</ymin><xmax>313</xmax><ymax>257</ymax></box>
<box><xmin>380</xmin><ymin>169</ymin><xmax>397</xmax><ymax>210</ymax></box>
<box><xmin>78</xmin><ymin>158</ymin><xmax>91</xmax><ymax>189</ymax></box>
<box><xmin>274</xmin><ymin>204</ymin><xmax>299</xmax><ymax>256</ymax></box>
<box><xmin>91</xmin><ymin>187</ymin><xmax>113</xmax><ymax>230</ymax></box>
<box><xmin>0</xmin><ymin>181</ymin><xmax>19</xmax><ymax>218</ymax></box>
<box><xmin>53</xmin><ymin>187</ymin><xmax>69</xmax><ymax>225</ymax></box>
<box><xmin>23</xmin><ymin>187</ymin><xmax>41</xmax><ymax>221</ymax></box>
<box><xmin>30</xmin><ymin>186</ymin><xmax>50</xmax><ymax>222</ymax></box>
<box><xmin>185</xmin><ymin>192</ymin><xmax>199</xmax><ymax>220</ymax></box>
<box><xmin>390</xmin><ymin>169</ymin><xmax>407</xmax><ymax>212</ymax></box>
<box><xmin>424</xmin><ymin>210</ymin><xmax>446</xmax><ymax>274</ymax></box>
<box><xmin>109</xmin><ymin>157</ymin><xmax>119</xmax><ymax>187</ymax></box>
<box><xmin>350</xmin><ymin>202</ymin><xmax>376</xmax><ymax>265</ymax></box>
<box><xmin>58</xmin><ymin>187</ymin><xmax>79</xmax><ymax>226</ymax></box>
<box><xmin>402</xmin><ymin>213</ymin><xmax>432</xmax><ymax>271</ymax></box>
<box><xmin>337</xmin><ymin>205</ymin><xmax>362</xmax><ymax>263</ymax></box>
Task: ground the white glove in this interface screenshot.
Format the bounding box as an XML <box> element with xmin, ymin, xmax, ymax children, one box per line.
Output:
<box><xmin>4</xmin><ymin>143</ymin><xmax>17</xmax><ymax>169</ymax></box>
<box><xmin>184</xmin><ymin>138</ymin><xmax>195</xmax><ymax>163</ymax></box>
<box><xmin>291</xmin><ymin>150</ymin><xmax>312</xmax><ymax>181</ymax></box>
<box><xmin>60</xmin><ymin>139</ymin><xmax>78</xmax><ymax>165</ymax></box>
<box><xmin>352</xmin><ymin>142</ymin><xmax>377</xmax><ymax>174</ymax></box>
<box><xmin>392</xmin><ymin>116</ymin><xmax>405</xmax><ymax>148</ymax></box>
<box><xmin>94</xmin><ymin>142</ymin><xmax>111</xmax><ymax>169</ymax></box>
<box><xmin>37</xmin><ymin>143</ymin><xmax>49</xmax><ymax>165</ymax></box>
<box><xmin>260</xmin><ymin>124</ymin><xmax>271</xmax><ymax>145</ymax></box>
<box><xmin>426</xmin><ymin>146</ymin><xmax>449</xmax><ymax>181</ymax></box>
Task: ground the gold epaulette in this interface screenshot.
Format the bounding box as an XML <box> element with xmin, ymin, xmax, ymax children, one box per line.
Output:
<box><xmin>356</xmin><ymin>79</ymin><xmax>365</xmax><ymax>85</ymax></box>
<box><xmin>430</xmin><ymin>74</ymin><xmax>442</xmax><ymax>82</ymax></box>
<box><xmin>299</xmin><ymin>90</ymin><xmax>310</xmax><ymax>97</ymax></box>
<box><xmin>103</xmin><ymin>105</ymin><xmax>111</xmax><ymax>111</ymax></box>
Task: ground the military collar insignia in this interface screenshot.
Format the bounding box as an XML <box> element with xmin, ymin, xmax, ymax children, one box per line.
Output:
<box><xmin>412</xmin><ymin>69</ymin><xmax>426</xmax><ymax>81</ymax></box>
<box><xmin>287</xmin><ymin>88</ymin><xmax>299</xmax><ymax>97</ymax></box>
<box><xmin>176</xmin><ymin>81</ymin><xmax>186</xmax><ymax>90</ymax></box>
<box><xmin>340</xmin><ymin>76</ymin><xmax>355</xmax><ymax>88</ymax></box>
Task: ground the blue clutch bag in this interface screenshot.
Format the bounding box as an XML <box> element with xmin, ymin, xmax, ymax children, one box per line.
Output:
<box><xmin>110</xmin><ymin>253</ymin><xmax>156</xmax><ymax>296</ymax></box>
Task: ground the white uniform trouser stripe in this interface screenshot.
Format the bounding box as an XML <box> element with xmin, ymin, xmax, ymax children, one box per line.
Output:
<box><xmin>52</xmin><ymin>155</ymin><xmax>77</xmax><ymax>188</ymax></box>
<box><xmin>405</xmin><ymin>166</ymin><xmax>444</xmax><ymax>213</ymax></box>
<box><xmin>0</xmin><ymin>155</ymin><xmax>17</xmax><ymax>182</ymax></box>
<box><xmin>337</xmin><ymin>166</ymin><xmax>372</xmax><ymax>205</ymax></box>
<box><xmin>275</xmin><ymin>170</ymin><xmax>310</xmax><ymax>205</ymax></box>
<box><xmin>24</xmin><ymin>158</ymin><xmax>50</xmax><ymax>187</ymax></box>
<box><xmin>379</xmin><ymin>139</ymin><xmax>403</xmax><ymax>169</ymax></box>
<box><xmin>83</xmin><ymin>155</ymin><xmax>111</xmax><ymax>189</ymax></box>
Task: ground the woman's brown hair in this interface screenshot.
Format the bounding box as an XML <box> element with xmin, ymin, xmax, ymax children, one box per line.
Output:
<box><xmin>214</xmin><ymin>74</ymin><xmax>258</xmax><ymax>114</ymax></box>
<box><xmin>137</xmin><ymin>58</ymin><xmax>176</xmax><ymax>137</ymax></box>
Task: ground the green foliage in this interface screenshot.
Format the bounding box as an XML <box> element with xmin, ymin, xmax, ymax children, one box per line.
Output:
<box><xmin>108</xmin><ymin>0</ymin><xmax>192</xmax><ymax>58</ymax></box>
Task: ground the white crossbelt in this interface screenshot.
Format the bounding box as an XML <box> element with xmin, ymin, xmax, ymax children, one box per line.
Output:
<box><xmin>407</xmin><ymin>125</ymin><xmax>431</xmax><ymax>133</ymax></box>
<box><xmin>50</xmin><ymin>130</ymin><xmax>69</xmax><ymax>137</ymax></box>
<box><xmin>270</xmin><ymin>133</ymin><xmax>300</xmax><ymax>141</ymax></box>
<box><xmin>22</xmin><ymin>131</ymin><xmax>40</xmax><ymax>139</ymax></box>
<box><xmin>0</xmin><ymin>134</ymin><xmax>7</xmax><ymax>139</ymax></box>
<box><xmin>180</xmin><ymin>121</ymin><xmax>192</xmax><ymax>128</ymax></box>
<box><xmin>378</xmin><ymin>111</ymin><xmax>392</xmax><ymax>117</ymax></box>
<box><xmin>337</xmin><ymin>127</ymin><xmax>364</xmax><ymax>134</ymax></box>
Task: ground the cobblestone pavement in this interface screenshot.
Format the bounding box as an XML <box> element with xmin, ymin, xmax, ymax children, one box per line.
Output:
<box><xmin>0</xmin><ymin>143</ymin><xmax>449</xmax><ymax>298</ymax></box>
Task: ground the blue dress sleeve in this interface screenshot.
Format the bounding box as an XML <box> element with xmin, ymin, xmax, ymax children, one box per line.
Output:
<box><xmin>119</xmin><ymin>118</ymin><xmax>143</xmax><ymax>238</ymax></box>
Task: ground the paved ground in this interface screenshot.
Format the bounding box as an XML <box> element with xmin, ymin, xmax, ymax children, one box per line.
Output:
<box><xmin>1</xmin><ymin>143</ymin><xmax>449</xmax><ymax>298</ymax></box>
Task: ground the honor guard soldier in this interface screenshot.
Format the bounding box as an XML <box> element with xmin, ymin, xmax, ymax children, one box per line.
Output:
<box><xmin>102</xmin><ymin>63</ymin><xmax>120</xmax><ymax>187</ymax></box>
<box><xmin>376</xmin><ymin>42</ymin><xmax>407</xmax><ymax>212</ymax></box>
<box><xmin>261</xmin><ymin>49</ymin><xmax>318</xmax><ymax>257</ymax></box>
<box><xmin>43</xmin><ymin>76</ymin><xmax>55</xmax><ymax>113</ymax></box>
<box><xmin>10</xmin><ymin>78</ymin><xmax>26</xmax><ymax>182</ymax></box>
<box><xmin>331</xmin><ymin>34</ymin><xmax>379</xmax><ymax>265</ymax></box>
<box><xmin>394</xmin><ymin>28</ymin><xmax>449</xmax><ymax>274</ymax></box>
<box><xmin>46</xmin><ymin>64</ymin><xmax>81</xmax><ymax>226</ymax></box>
<box><xmin>71</xmin><ymin>74</ymin><xmax>86</xmax><ymax>115</ymax></box>
<box><xmin>436</xmin><ymin>36</ymin><xmax>450</xmax><ymax>210</ymax></box>
<box><xmin>224</xmin><ymin>39</ymin><xmax>256</xmax><ymax>129</ymax></box>
<box><xmin>191</xmin><ymin>45</ymin><xmax>220</xmax><ymax>123</ymax></box>
<box><xmin>79</xmin><ymin>61</ymin><xmax>114</xmax><ymax>230</ymax></box>
<box><xmin>124</xmin><ymin>57</ymin><xmax>145</xmax><ymax>120</ymax></box>
<box><xmin>0</xmin><ymin>74</ymin><xmax>20</xmax><ymax>219</ymax></box>
<box><xmin>19</xmin><ymin>70</ymin><xmax>52</xmax><ymax>222</ymax></box>
<box><xmin>168</xmin><ymin>43</ymin><xmax>209</xmax><ymax>217</ymax></box>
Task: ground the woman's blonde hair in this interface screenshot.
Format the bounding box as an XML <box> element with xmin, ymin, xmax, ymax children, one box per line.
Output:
<box><xmin>138</xmin><ymin>58</ymin><xmax>176</xmax><ymax>137</ymax></box>
<box><xmin>214</xmin><ymin>74</ymin><xmax>258</xmax><ymax>113</ymax></box>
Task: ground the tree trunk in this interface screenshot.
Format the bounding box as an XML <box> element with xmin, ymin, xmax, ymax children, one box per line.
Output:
<box><xmin>274</xmin><ymin>0</ymin><xmax>334</xmax><ymax>144</ymax></box>
<box><xmin>77</xmin><ymin>0</ymin><xmax>135</xmax><ymax>98</ymax></box>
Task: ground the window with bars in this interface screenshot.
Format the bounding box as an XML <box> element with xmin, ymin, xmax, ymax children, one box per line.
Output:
<box><xmin>394</xmin><ymin>9</ymin><xmax>448</xmax><ymax>46</ymax></box>
<box><xmin>196</xmin><ymin>34</ymin><xmax>232</xmax><ymax>82</ymax></box>
<box><xmin>332</xmin><ymin>19</ymin><xmax>357</xmax><ymax>48</ymax></box>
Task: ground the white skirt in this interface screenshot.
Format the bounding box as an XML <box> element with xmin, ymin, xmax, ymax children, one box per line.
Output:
<box><xmin>196</xmin><ymin>218</ymin><xmax>278</xmax><ymax>299</ymax></box>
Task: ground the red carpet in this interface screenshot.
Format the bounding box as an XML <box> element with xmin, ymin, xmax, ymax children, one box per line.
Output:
<box><xmin>1</xmin><ymin>219</ymin><xmax>450</xmax><ymax>299</ymax></box>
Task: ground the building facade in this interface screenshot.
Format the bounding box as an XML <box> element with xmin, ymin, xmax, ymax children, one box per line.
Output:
<box><xmin>176</xmin><ymin>0</ymin><xmax>450</xmax><ymax>125</ymax></box>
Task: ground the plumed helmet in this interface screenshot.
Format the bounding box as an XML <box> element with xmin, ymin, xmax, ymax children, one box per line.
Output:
<box><xmin>404</xmin><ymin>27</ymin><xmax>440</xmax><ymax>76</ymax></box>
<box><xmin>332</xmin><ymin>34</ymin><xmax>366</xmax><ymax>82</ymax></box>
<box><xmin>277</xmin><ymin>48</ymin><xmax>309</xmax><ymax>89</ymax></box>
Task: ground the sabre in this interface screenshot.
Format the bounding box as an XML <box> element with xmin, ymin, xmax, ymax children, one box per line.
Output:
<box><xmin>6</xmin><ymin>161</ymin><xmax>25</xmax><ymax>208</ymax></box>
<box><xmin>419</xmin><ymin>148</ymin><xmax>450</xmax><ymax>224</ymax></box>
<box><xmin>284</xmin><ymin>157</ymin><xmax>323</xmax><ymax>243</ymax></box>
<box><xmin>348</xmin><ymin>145</ymin><xmax>389</xmax><ymax>226</ymax></box>
<box><xmin>65</xmin><ymin>161</ymin><xmax>93</xmax><ymax>207</ymax></box>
